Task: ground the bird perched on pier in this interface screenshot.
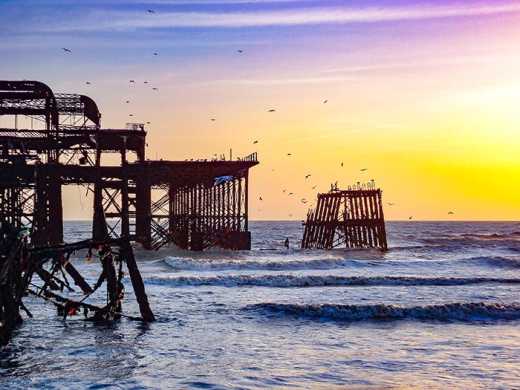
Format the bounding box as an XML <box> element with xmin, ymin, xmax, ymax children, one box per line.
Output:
<box><xmin>268</xmin><ymin>109</ymin><xmax>276</xmax><ymax>112</ymax></box>
<box><xmin>62</xmin><ymin>48</ymin><xmax>72</xmax><ymax>53</ymax></box>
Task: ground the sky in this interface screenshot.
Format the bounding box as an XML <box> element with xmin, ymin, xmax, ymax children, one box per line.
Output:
<box><xmin>1</xmin><ymin>0</ymin><xmax>519</xmax><ymax>221</ymax></box>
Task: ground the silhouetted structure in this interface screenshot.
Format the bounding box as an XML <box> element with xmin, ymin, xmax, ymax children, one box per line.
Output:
<box><xmin>0</xmin><ymin>81</ymin><xmax>258</xmax><ymax>251</ymax></box>
<box><xmin>302</xmin><ymin>187</ymin><xmax>387</xmax><ymax>251</ymax></box>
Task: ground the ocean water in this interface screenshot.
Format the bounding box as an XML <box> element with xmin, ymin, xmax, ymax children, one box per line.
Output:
<box><xmin>1</xmin><ymin>221</ymin><xmax>520</xmax><ymax>389</ymax></box>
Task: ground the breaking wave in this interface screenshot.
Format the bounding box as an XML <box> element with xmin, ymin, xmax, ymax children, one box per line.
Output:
<box><xmin>146</xmin><ymin>274</ymin><xmax>520</xmax><ymax>288</ymax></box>
<box><xmin>161</xmin><ymin>257</ymin><xmax>371</xmax><ymax>271</ymax></box>
<box><xmin>246</xmin><ymin>302</ymin><xmax>520</xmax><ymax>322</ymax></box>
<box><xmin>461</xmin><ymin>256</ymin><xmax>520</xmax><ymax>269</ymax></box>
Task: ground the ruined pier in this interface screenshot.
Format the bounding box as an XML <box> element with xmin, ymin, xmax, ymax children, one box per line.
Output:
<box><xmin>302</xmin><ymin>186</ymin><xmax>388</xmax><ymax>251</ymax></box>
<box><xmin>0</xmin><ymin>81</ymin><xmax>258</xmax><ymax>251</ymax></box>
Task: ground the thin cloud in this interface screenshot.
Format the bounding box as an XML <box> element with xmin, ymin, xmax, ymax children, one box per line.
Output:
<box><xmin>202</xmin><ymin>76</ymin><xmax>357</xmax><ymax>86</ymax></box>
<box><xmin>17</xmin><ymin>2</ymin><xmax>520</xmax><ymax>32</ymax></box>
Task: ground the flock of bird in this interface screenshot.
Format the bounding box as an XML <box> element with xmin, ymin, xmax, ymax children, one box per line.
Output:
<box><xmin>61</xmin><ymin>8</ymin><xmax>456</xmax><ymax>221</ymax></box>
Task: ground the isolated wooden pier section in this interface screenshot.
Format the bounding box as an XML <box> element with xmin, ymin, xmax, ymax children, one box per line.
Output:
<box><xmin>302</xmin><ymin>188</ymin><xmax>388</xmax><ymax>251</ymax></box>
<box><xmin>0</xmin><ymin>80</ymin><xmax>258</xmax><ymax>251</ymax></box>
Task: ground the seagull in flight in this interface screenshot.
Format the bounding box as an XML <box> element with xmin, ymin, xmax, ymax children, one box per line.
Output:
<box><xmin>237</xmin><ymin>50</ymin><xmax>244</xmax><ymax>54</ymax></box>
<box><xmin>129</xmin><ymin>114</ymin><xmax>134</xmax><ymax>117</ymax></box>
<box><xmin>147</xmin><ymin>9</ymin><xmax>155</xmax><ymax>14</ymax></box>
<box><xmin>448</xmin><ymin>211</ymin><xmax>455</xmax><ymax>215</ymax></box>
<box><xmin>152</xmin><ymin>87</ymin><xmax>158</xmax><ymax>91</ymax></box>
<box><xmin>259</xmin><ymin>196</ymin><xmax>263</xmax><ymax>201</ymax></box>
<box><xmin>153</xmin><ymin>52</ymin><xmax>158</xmax><ymax>56</ymax></box>
<box><xmin>340</xmin><ymin>162</ymin><xmax>344</xmax><ymax>167</ymax></box>
<box><xmin>305</xmin><ymin>174</ymin><xmax>311</xmax><ymax>179</ymax></box>
<box><xmin>268</xmin><ymin>109</ymin><xmax>276</xmax><ymax>113</ymax></box>
<box><xmin>253</xmin><ymin>140</ymin><xmax>258</xmax><ymax>144</ymax></box>
<box><xmin>312</xmin><ymin>185</ymin><xmax>317</xmax><ymax>190</ymax></box>
<box><xmin>129</xmin><ymin>80</ymin><xmax>135</xmax><ymax>83</ymax></box>
<box><xmin>287</xmin><ymin>153</ymin><xmax>292</xmax><ymax>156</ymax></box>
<box><xmin>125</xmin><ymin>100</ymin><xmax>130</xmax><ymax>104</ymax></box>
<box><xmin>409</xmin><ymin>216</ymin><xmax>413</xmax><ymax>220</ymax></box>
<box><xmin>62</xmin><ymin>48</ymin><xmax>72</xmax><ymax>53</ymax></box>
<box><xmin>323</xmin><ymin>99</ymin><xmax>328</xmax><ymax>104</ymax></box>
<box><xmin>85</xmin><ymin>81</ymin><xmax>91</xmax><ymax>85</ymax></box>
<box><xmin>360</xmin><ymin>168</ymin><xmax>368</xmax><ymax>172</ymax></box>
<box><xmin>210</xmin><ymin>118</ymin><xmax>216</xmax><ymax>122</ymax></box>
<box><xmin>388</xmin><ymin>202</ymin><xmax>395</xmax><ymax>206</ymax></box>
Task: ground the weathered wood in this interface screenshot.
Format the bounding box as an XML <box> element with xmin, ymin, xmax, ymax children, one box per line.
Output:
<box><xmin>302</xmin><ymin>188</ymin><xmax>387</xmax><ymax>251</ymax></box>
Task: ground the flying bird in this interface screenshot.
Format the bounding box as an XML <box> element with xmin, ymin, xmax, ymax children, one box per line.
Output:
<box><xmin>268</xmin><ymin>109</ymin><xmax>276</xmax><ymax>113</ymax></box>
<box><xmin>129</xmin><ymin>80</ymin><xmax>135</xmax><ymax>83</ymax></box>
<box><xmin>287</xmin><ymin>153</ymin><xmax>292</xmax><ymax>156</ymax></box>
<box><xmin>448</xmin><ymin>211</ymin><xmax>455</xmax><ymax>215</ymax></box>
<box><xmin>387</xmin><ymin>203</ymin><xmax>395</xmax><ymax>206</ymax></box>
<box><xmin>146</xmin><ymin>121</ymin><xmax>151</xmax><ymax>124</ymax></box>
<box><xmin>288</xmin><ymin>192</ymin><xmax>294</xmax><ymax>196</ymax></box>
<box><xmin>253</xmin><ymin>140</ymin><xmax>258</xmax><ymax>144</ymax></box>
<box><xmin>305</xmin><ymin>174</ymin><xmax>311</xmax><ymax>179</ymax></box>
<box><xmin>144</xmin><ymin>81</ymin><xmax>149</xmax><ymax>84</ymax></box>
<box><xmin>129</xmin><ymin>114</ymin><xmax>134</xmax><ymax>117</ymax></box>
<box><xmin>210</xmin><ymin>118</ymin><xmax>216</xmax><ymax>122</ymax></box>
<box><xmin>323</xmin><ymin>99</ymin><xmax>328</xmax><ymax>104</ymax></box>
<box><xmin>237</xmin><ymin>50</ymin><xmax>244</xmax><ymax>54</ymax></box>
<box><xmin>340</xmin><ymin>162</ymin><xmax>344</xmax><ymax>167</ymax></box>
<box><xmin>153</xmin><ymin>52</ymin><xmax>158</xmax><ymax>56</ymax></box>
<box><xmin>125</xmin><ymin>100</ymin><xmax>130</xmax><ymax>104</ymax></box>
<box><xmin>360</xmin><ymin>168</ymin><xmax>368</xmax><ymax>172</ymax></box>
<box><xmin>259</xmin><ymin>196</ymin><xmax>263</xmax><ymax>201</ymax></box>
<box><xmin>85</xmin><ymin>81</ymin><xmax>91</xmax><ymax>85</ymax></box>
<box><xmin>147</xmin><ymin>9</ymin><xmax>155</xmax><ymax>14</ymax></box>
<box><xmin>312</xmin><ymin>185</ymin><xmax>317</xmax><ymax>190</ymax></box>
<box><xmin>152</xmin><ymin>87</ymin><xmax>158</xmax><ymax>91</ymax></box>
<box><xmin>409</xmin><ymin>216</ymin><xmax>413</xmax><ymax>220</ymax></box>
<box><xmin>62</xmin><ymin>48</ymin><xmax>72</xmax><ymax>53</ymax></box>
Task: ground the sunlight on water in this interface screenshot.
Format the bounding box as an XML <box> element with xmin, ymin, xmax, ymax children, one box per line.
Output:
<box><xmin>1</xmin><ymin>221</ymin><xmax>520</xmax><ymax>389</ymax></box>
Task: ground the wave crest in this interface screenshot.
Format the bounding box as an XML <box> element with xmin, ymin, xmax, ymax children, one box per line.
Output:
<box><xmin>246</xmin><ymin>302</ymin><xmax>520</xmax><ymax>322</ymax></box>
<box><xmin>146</xmin><ymin>274</ymin><xmax>520</xmax><ymax>288</ymax></box>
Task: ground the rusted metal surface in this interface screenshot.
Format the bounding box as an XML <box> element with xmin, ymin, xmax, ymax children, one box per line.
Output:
<box><xmin>0</xmin><ymin>80</ymin><xmax>258</xmax><ymax>251</ymax></box>
<box><xmin>302</xmin><ymin>188</ymin><xmax>388</xmax><ymax>251</ymax></box>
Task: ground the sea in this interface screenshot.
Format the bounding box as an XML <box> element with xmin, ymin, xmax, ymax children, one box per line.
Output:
<box><xmin>1</xmin><ymin>221</ymin><xmax>520</xmax><ymax>389</ymax></box>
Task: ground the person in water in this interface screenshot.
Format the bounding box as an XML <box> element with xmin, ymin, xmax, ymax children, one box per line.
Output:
<box><xmin>284</xmin><ymin>238</ymin><xmax>290</xmax><ymax>249</ymax></box>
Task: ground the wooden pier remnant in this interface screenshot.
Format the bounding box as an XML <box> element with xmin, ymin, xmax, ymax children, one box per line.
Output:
<box><xmin>0</xmin><ymin>80</ymin><xmax>258</xmax><ymax>251</ymax></box>
<box><xmin>301</xmin><ymin>187</ymin><xmax>388</xmax><ymax>251</ymax></box>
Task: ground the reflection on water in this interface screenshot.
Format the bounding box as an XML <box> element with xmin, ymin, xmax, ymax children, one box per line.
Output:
<box><xmin>1</xmin><ymin>221</ymin><xmax>520</xmax><ymax>389</ymax></box>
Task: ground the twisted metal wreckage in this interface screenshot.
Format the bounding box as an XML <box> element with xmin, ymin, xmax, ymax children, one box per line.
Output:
<box><xmin>0</xmin><ymin>80</ymin><xmax>259</xmax><ymax>345</ymax></box>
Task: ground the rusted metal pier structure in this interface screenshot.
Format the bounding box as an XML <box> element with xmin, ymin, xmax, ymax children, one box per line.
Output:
<box><xmin>301</xmin><ymin>185</ymin><xmax>387</xmax><ymax>251</ymax></box>
<box><xmin>0</xmin><ymin>81</ymin><xmax>258</xmax><ymax>251</ymax></box>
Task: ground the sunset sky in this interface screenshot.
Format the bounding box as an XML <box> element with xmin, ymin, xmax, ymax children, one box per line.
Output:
<box><xmin>1</xmin><ymin>0</ymin><xmax>519</xmax><ymax>221</ymax></box>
